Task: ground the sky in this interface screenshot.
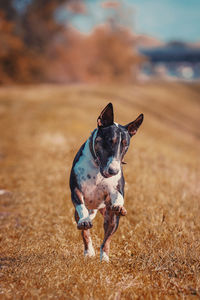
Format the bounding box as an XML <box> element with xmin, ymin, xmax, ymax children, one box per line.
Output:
<box><xmin>69</xmin><ymin>0</ymin><xmax>200</xmax><ymax>43</ymax></box>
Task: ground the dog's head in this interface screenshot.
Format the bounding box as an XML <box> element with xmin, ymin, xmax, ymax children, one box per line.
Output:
<box><xmin>94</xmin><ymin>103</ymin><xmax>143</xmax><ymax>178</ymax></box>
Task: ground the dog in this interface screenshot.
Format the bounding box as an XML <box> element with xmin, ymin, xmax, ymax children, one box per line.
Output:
<box><xmin>70</xmin><ymin>103</ymin><xmax>143</xmax><ymax>262</ymax></box>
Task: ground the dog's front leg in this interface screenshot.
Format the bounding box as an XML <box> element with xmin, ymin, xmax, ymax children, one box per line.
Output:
<box><xmin>75</xmin><ymin>211</ymin><xmax>95</xmax><ymax>257</ymax></box>
<box><xmin>100</xmin><ymin>208</ymin><xmax>120</xmax><ymax>262</ymax></box>
<box><xmin>110</xmin><ymin>191</ymin><xmax>127</xmax><ymax>216</ymax></box>
<box><xmin>72</xmin><ymin>187</ymin><xmax>93</xmax><ymax>230</ymax></box>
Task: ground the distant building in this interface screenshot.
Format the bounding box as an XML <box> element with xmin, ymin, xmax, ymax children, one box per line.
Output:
<box><xmin>139</xmin><ymin>42</ymin><xmax>200</xmax><ymax>80</ymax></box>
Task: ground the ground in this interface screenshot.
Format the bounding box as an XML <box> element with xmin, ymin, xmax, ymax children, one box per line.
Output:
<box><xmin>0</xmin><ymin>82</ymin><xmax>200</xmax><ymax>299</ymax></box>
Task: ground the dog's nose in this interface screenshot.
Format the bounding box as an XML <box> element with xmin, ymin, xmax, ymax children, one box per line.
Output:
<box><xmin>108</xmin><ymin>167</ymin><xmax>119</xmax><ymax>176</ymax></box>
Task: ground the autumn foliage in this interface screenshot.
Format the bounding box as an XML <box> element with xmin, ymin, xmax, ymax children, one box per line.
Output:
<box><xmin>0</xmin><ymin>0</ymin><xmax>142</xmax><ymax>84</ymax></box>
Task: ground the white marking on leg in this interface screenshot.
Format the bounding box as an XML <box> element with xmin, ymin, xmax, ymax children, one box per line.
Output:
<box><xmin>111</xmin><ymin>192</ymin><xmax>124</xmax><ymax>207</ymax></box>
<box><xmin>100</xmin><ymin>247</ymin><xmax>109</xmax><ymax>262</ymax></box>
<box><xmin>89</xmin><ymin>209</ymin><xmax>98</xmax><ymax>220</ymax></box>
<box><xmin>76</xmin><ymin>204</ymin><xmax>89</xmax><ymax>220</ymax></box>
<box><xmin>84</xmin><ymin>237</ymin><xmax>95</xmax><ymax>257</ymax></box>
<box><xmin>76</xmin><ymin>204</ymin><xmax>91</xmax><ymax>226</ymax></box>
<box><xmin>97</xmin><ymin>203</ymin><xmax>106</xmax><ymax>209</ymax></box>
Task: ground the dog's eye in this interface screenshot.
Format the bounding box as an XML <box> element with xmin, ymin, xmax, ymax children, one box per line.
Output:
<box><xmin>107</xmin><ymin>138</ymin><xmax>113</xmax><ymax>144</ymax></box>
<box><xmin>112</xmin><ymin>137</ymin><xmax>118</xmax><ymax>144</ymax></box>
<box><xmin>96</xmin><ymin>150</ymin><xmax>100</xmax><ymax>157</ymax></box>
<box><xmin>122</xmin><ymin>139</ymin><xmax>128</xmax><ymax>147</ymax></box>
<box><xmin>107</xmin><ymin>137</ymin><xmax>117</xmax><ymax>144</ymax></box>
<box><xmin>95</xmin><ymin>137</ymin><xmax>102</xmax><ymax>143</ymax></box>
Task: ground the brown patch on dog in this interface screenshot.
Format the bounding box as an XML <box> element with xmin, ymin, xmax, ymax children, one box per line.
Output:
<box><xmin>74</xmin><ymin>187</ymin><xmax>84</xmax><ymax>204</ymax></box>
<box><xmin>112</xmin><ymin>137</ymin><xmax>118</xmax><ymax>144</ymax></box>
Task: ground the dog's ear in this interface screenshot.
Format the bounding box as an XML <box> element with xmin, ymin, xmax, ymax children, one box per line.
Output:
<box><xmin>97</xmin><ymin>103</ymin><xmax>114</xmax><ymax>127</ymax></box>
<box><xmin>125</xmin><ymin>113</ymin><xmax>144</xmax><ymax>137</ymax></box>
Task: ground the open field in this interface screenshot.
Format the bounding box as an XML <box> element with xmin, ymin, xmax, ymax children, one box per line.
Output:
<box><xmin>0</xmin><ymin>82</ymin><xmax>200</xmax><ymax>299</ymax></box>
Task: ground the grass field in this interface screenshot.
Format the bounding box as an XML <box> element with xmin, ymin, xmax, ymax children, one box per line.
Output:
<box><xmin>0</xmin><ymin>82</ymin><xmax>200</xmax><ymax>299</ymax></box>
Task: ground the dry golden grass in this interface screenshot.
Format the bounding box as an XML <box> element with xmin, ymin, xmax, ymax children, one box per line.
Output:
<box><xmin>0</xmin><ymin>82</ymin><xmax>200</xmax><ymax>299</ymax></box>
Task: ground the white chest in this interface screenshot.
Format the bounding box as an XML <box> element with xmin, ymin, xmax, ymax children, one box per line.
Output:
<box><xmin>74</xmin><ymin>141</ymin><xmax>121</xmax><ymax>209</ymax></box>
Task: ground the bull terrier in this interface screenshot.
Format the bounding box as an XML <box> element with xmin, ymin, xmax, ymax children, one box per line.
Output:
<box><xmin>70</xmin><ymin>103</ymin><xmax>143</xmax><ymax>262</ymax></box>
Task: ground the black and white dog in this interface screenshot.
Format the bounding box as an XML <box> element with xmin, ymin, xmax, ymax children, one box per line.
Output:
<box><xmin>70</xmin><ymin>103</ymin><xmax>143</xmax><ymax>262</ymax></box>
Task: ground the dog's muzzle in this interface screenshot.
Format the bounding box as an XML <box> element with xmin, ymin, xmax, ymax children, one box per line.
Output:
<box><xmin>102</xmin><ymin>159</ymin><xmax>120</xmax><ymax>178</ymax></box>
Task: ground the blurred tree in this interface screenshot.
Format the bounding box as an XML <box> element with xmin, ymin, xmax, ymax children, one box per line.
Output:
<box><xmin>0</xmin><ymin>0</ymin><xmax>70</xmax><ymax>83</ymax></box>
<box><xmin>0</xmin><ymin>0</ymin><xmax>17</xmax><ymax>20</ymax></box>
<box><xmin>0</xmin><ymin>11</ymin><xmax>35</xmax><ymax>83</ymax></box>
<box><xmin>86</xmin><ymin>25</ymin><xmax>142</xmax><ymax>83</ymax></box>
<box><xmin>21</xmin><ymin>0</ymin><xmax>66</xmax><ymax>51</ymax></box>
<box><xmin>0</xmin><ymin>0</ymin><xmax>143</xmax><ymax>84</ymax></box>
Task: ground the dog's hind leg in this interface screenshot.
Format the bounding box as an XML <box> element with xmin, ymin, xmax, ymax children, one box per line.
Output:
<box><xmin>100</xmin><ymin>208</ymin><xmax>120</xmax><ymax>262</ymax></box>
<box><xmin>75</xmin><ymin>210</ymin><xmax>95</xmax><ymax>257</ymax></box>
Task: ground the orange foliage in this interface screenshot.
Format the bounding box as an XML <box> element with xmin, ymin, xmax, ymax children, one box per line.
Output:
<box><xmin>0</xmin><ymin>11</ymin><xmax>45</xmax><ymax>84</ymax></box>
<box><xmin>0</xmin><ymin>1</ymin><xmax>143</xmax><ymax>84</ymax></box>
<box><xmin>47</xmin><ymin>24</ymin><xmax>143</xmax><ymax>83</ymax></box>
<box><xmin>85</xmin><ymin>25</ymin><xmax>142</xmax><ymax>83</ymax></box>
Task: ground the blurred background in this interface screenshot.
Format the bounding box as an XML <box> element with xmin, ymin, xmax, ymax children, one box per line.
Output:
<box><xmin>0</xmin><ymin>0</ymin><xmax>200</xmax><ymax>84</ymax></box>
<box><xmin>1</xmin><ymin>2</ymin><xmax>200</xmax><ymax>298</ymax></box>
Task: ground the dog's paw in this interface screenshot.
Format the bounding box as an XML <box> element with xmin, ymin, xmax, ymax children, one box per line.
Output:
<box><xmin>77</xmin><ymin>217</ymin><xmax>93</xmax><ymax>230</ymax></box>
<box><xmin>111</xmin><ymin>205</ymin><xmax>127</xmax><ymax>216</ymax></box>
<box><xmin>100</xmin><ymin>247</ymin><xmax>109</xmax><ymax>262</ymax></box>
<box><xmin>84</xmin><ymin>247</ymin><xmax>95</xmax><ymax>257</ymax></box>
